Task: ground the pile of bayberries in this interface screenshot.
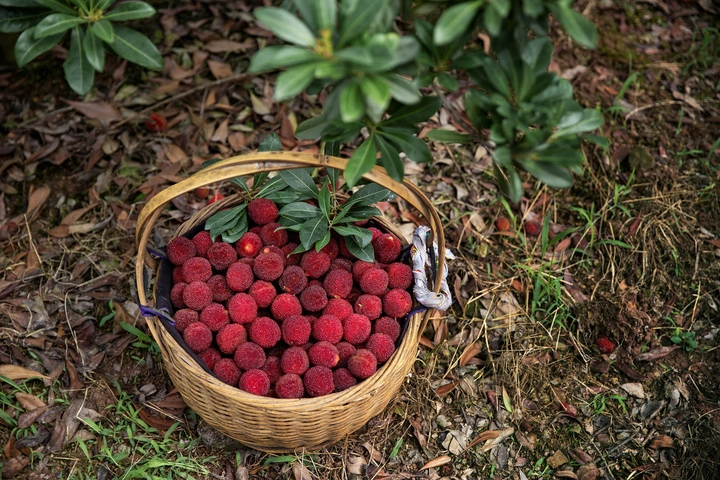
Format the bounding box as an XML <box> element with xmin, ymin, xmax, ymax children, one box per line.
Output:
<box><xmin>167</xmin><ymin>198</ymin><xmax>414</xmax><ymax>398</ymax></box>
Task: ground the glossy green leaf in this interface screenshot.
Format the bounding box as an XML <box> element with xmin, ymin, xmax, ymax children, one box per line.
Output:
<box><xmin>382</xmin><ymin>96</ymin><xmax>441</xmax><ymax>126</ymax></box>
<box><xmin>313</xmin><ymin>60</ymin><xmax>347</xmax><ymax>79</ymax></box>
<box><xmin>255</xmin><ymin>7</ymin><xmax>316</xmax><ymax>47</ymax></box>
<box><xmin>296</xmin><ymin>115</ymin><xmax>331</xmax><ymax>140</ymax></box>
<box><xmin>490</xmin><ymin>0</ymin><xmax>510</xmax><ymax>17</ymax></box>
<box><xmin>549</xmin><ymin>4</ymin><xmax>598</xmax><ymax>49</ymax></box>
<box><xmin>96</xmin><ymin>0</ymin><xmax>114</xmax><ymax>10</ymax></box>
<box><xmin>434</xmin><ymin>0</ymin><xmax>482</xmax><ymax>45</ymax></box>
<box><xmin>425</xmin><ymin>129</ymin><xmax>471</xmax><ymax>144</ymax></box>
<box><xmin>342</xmin><ymin>233</ymin><xmax>374</xmax><ymax>262</ymax></box>
<box><xmin>580</xmin><ymin>133</ymin><xmax>610</xmax><ymax>149</ymax></box>
<box><xmin>0</xmin><ymin>0</ymin><xmax>43</xmax><ymax>6</ymax></box>
<box><xmin>108</xmin><ymin>24</ymin><xmax>162</xmax><ymax>69</ymax></box>
<box><xmin>380</xmin><ymin>129</ymin><xmax>432</xmax><ymax>163</ymax></box>
<box><xmin>222</xmin><ymin>213</ymin><xmax>248</xmax><ymax>243</ymax></box>
<box><xmin>274</xmin><ymin>62</ymin><xmax>316</xmax><ymax>101</ymax></box>
<box><xmin>385</xmin><ymin>74</ymin><xmax>421</xmax><ymax>104</ymax></box>
<box><xmin>517</xmin><ymin>160</ymin><xmax>574</xmax><ymax>188</ymax></box>
<box><xmin>494</xmin><ymin>163</ymin><xmax>523</xmax><ymax>203</ymax></box>
<box><xmin>338</xmin><ymin>0</ymin><xmax>385</xmax><ymax>47</ymax></box>
<box><xmin>258</xmin><ymin>132</ymin><xmax>283</xmax><ymax>152</ymax></box>
<box><xmin>89</xmin><ymin>19</ymin><xmax>113</xmax><ymax>43</ymax></box>
<box><xmin>248</xmin><ymin>45</ymin><xmax>320</xmax><ymax>73</ymax></box>
<box><xmin>345</xmin><ymin>182</ymin><xmax>393</xmax><ymax>207</ymax></box>
<box><xmin>82</xmin><ymin>25</ymin><xmax>104</xmax><ymax>72</ymax></box>
<box><xmin>483</xmin><ymin>4</ymin><xmax>502</xmax><ymax>37</ymax></box>
<box><xmin>437</xmin><ymin>72</ymin><xmax>459</xmax><ymax>92</ymax></box>
<box><xmin>35</xmin><ymin>13</ymin><xmax>84</xmax><ymax>38</ymax></box>
<box><xmin>340</xmin><ymin>80</ymin><xmax>364</xmax><ymax>123</ymax></box>
<box><xmin>465</xmin><ymin>89</ymin><xmax>492</xmax><ymax>129</ymax></box>
<box><xmin>551</xmin><ymin>109</ymin><xmax>603</xmax><ymax>139</ymax></box>
<box><xmin>205</xmin><ymin>204</ymin><xmax>246</xmax><ymax>233</ymax></box>
<box><xmin>299</xmin><ymin>215</ymin><xmax>329</xmax><ymax>250</ymax></box>
<box><xmin>493</xmin><ymin>145</ymin><xmax>512</xmax><ymax>166</ymax></box>
<box><xmin>279</xmin><ymin>202</ymin><xmax>321</xmax><ymax>220</ymax></box>
<box><xmin>376</xmin><ymin>134</ymin><xmax>403</xmax><ymax>180</ymax></box>
<box><xmin>521</xmin><ymin>37</ymin><xmax>553</xmax><ymax>75</ymax></box>
<box><xmin>529</xmin><ymin>144</ymin><xmax>585</xmax><ymax>167</ymax></box>
<box><xmin>0</xmin><ymin>7</ymin><xmax>50</xmax><ymax>34</ymax></box>
<box><xmin>360</xmin><ymin>75</ymin><xmax>390</xmax><ymax>122</ymax></box>
<box><xmin>278</xmin><ymin>168</ymin><xmax>319</xmax><ymax>199</ymax></box>
<box><xmin>337</xmin><ymin>205</ymin><xmax>381</xmax><ymax>223</ymax></box>
<box><xmin>345</xmin><ymin>136</ymin><xmax>377</xmax><ymax>187</ymax></box>
<box><xmin>32</xmin><ymin>0</ymin><xmax>75</xmax><ymax>15</ymax></box>
<box><xmin>64</xmin><ymin>27</ymin><xmax>94</xmax><ymax>94</ymax></box>
<box><xmin>478</xmin><ymin>56</ymin><xmax>510</xmax><ymax>97</ymax></box>
<box><xmin>333</xmin><ymin>224</ymin><xmax>373</xmax><ymax>247</ymax></box>
<box><xmin>315</xmin><ymin>230</ymin><xmax>332</xmax><ymax>251</ymax></box>
<box><xmin>522</xmin><ymin>0</ymin><xmax>545</xmax><ymax>17</ymax></box>
<box><xmin>14</xmin><ymin>26</ymin><xmax>63</xmax><ymax>67</ymax></box>
<box><xmin>318</xmin><ymin>181</ymin><xmax>331</xmax><ymax>218</ymax></box>
<box><xmin>104</xmin><ymin>2</ymin><xmax>155</xmax><ymax>21</ymax></box>
<box><xmin>311</xmin><ymin>0</ymin><xmax>335</xmax><ymax>31</ymax></box>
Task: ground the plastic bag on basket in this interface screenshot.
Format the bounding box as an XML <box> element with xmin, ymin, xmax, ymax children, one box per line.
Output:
<box><xmin>411</xmin><ymin>225</ymin><xmax>454</xmax><ymax>312</ymax></box>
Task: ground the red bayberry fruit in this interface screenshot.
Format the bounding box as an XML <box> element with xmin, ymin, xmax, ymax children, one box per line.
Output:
<box><xmin>595</xmin><ymin>336</ymin><xmax>616</xmax><ymax>354</ymax></box>
<box><xmin>524</xmin><ymin>221</ymin><xmax>542</xmax><ymax>236</ymax></box>
<box><xmin>145</xmin><ymin>112</ymin><xmax>167</xmax><ymax>132</ymax></box>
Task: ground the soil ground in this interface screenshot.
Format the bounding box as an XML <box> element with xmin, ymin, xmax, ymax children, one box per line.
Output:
<box><xmin>0</xmin><ymin>1</ymin><xmax>719</xmax><ymax>479</ymax></box>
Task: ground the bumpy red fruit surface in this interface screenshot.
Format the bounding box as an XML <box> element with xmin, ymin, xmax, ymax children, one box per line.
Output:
<box><xmin>238</xmin><ymin>369</ymin><xmax>271</xmax><ymax>396</ymax></box>
<box><xmin>279</xmin><ymin>265</ymin><xmax>308</xmax><ymax>294</ymax></box>
<box><xmin>303</xmin><ymin>366</ymin><xmax>334</xmax><ymax>397</ymax></box>
<box><xmin>386</xmin><ymin>262</ymin><xmax>413</xmax><ymax>290</ymax></box>
<box><xmin>348</xmin><ymin>349</ymin><xmax>378</xmax><ymax>379</ymax></box>
<box><xmin>270</xmin><ymin>293</ymin><xmax>302</xmax><ymax>321</ymax></box>
<box><xmin>207</xmin><ymin>274</ymin><xmax>233</xmax><ymax>303</ymax></box>
<box><xmin>233</xmin><ymin>342</ymin><xmax>266</xmax><ymax>370</ymax></box>
<box><xmin>354</xmin><ymin>294</ymin><xmax>382</xmax><ymax>320</ymax></box>
<box><xmin>207</xmin><ymin>242</ymin><xmax>237</xmax><ymax>270</ymax></box>
<box><xmin>333</xmin><ymin>368</ymin><xmax>358</xmax><ymax>392</ymax></box>
<box><xmin>275</xmin><ymin>373</ymin><xmax>304</xmax><ymax>399</ymax></box>
<box><xmin>214</xmin><ymin>358</ymin><xmax>241</xmax><ymax>385</ymax></box>
<box><xmin>199</xmin><ymin>302</ymin><xmax>230</xmax><ymax>331</ymax></box>
<box><xmin>323</xmin><ymin>298</ymin><xmax>353</xmax><ymax>321</ymax></box>
<box><xmin>372</xmin><ymin>233</ymin><xmax>402</xmax><ymax>263</ymax></box>
<box><xmin>308</xmin><ymin>341</ymin><xmax>340</xmax><ymax>368</ymax></box>
<box><xmin>260</xmin><ymin>222</ymin><xmax>288</xmax><ymax>247</ymax></box>
<box><xmin>280</xmin><ymin>346</ymin><xmax>310</xmax><ymax>375</ymax></box>
<box><xmin>359</xmin><ymin>268</ymin><xmax>389</xmax><ymax>295</ymax></box>
<box><xmin>299</xmin><ymin>283</ymin><xmax>328</xmax><ymax>312</ymax></box>
<box><xmin>300</xmin><ymin>251</ymin><xmax>331</xmax><ymax>279</ymax></box>
<box><xmin>281</xmin><ymin>315</ymin><xmax>311</xmax><ymax>346</ymax></box>
<box><xmin>366</xmin><ymin>333</ymin><xmax>396</xmax><ymax>362</ymax></box>
<box><xmin>374</xmin><ymin>316</ymin><xmax>401</xmax><ymax>342</ymax></box>
<box><xmin>183</xmin><ymin>281</ymin><xmax>213</xmax><ymax>311</ymax></box>
<box><xmin>192</xmin><ymin>231</ymin><xmax>213</xmax><ymax>258</ymax></box>
<box><xmin>495</xmin><ymin>217</ymin><xmax>511</xmax><ymax>232</ymax></box>
<box><xmin>248</xmin><ymin>280</ymin><xmax>277</xmax><ymax>308</ymax></box>
<box><xmin>247</xmin><ymin>198</ymin><xmax>279</xmax><ymax>226</ymax></box>
<box><xmin>215</xmin><ymin>323</ymin><xmax>247</xmax><ymax>355</ymax></box>
<box><xmin>227</xmin><ymin>293</ymin><xmax>258</xmax><ymax>324</ymax></box>
<box><xmin>524</xmin><ymin>221</ymin><xmax>542</xmax><ymax>236</ymax></box>
<box><xmin>336</xmin><ymin>342</ymin><xmax>357</xmax><ymax>367</ymax></box>
<box><xmin>198</xmin><ymin>347</ymin><xmax>221</xmax><ymax>370</ymax></box>
<box><xmin>173</xmin><ymin>308</ymin><xmax>198</xmax><ymax>332</ymax></box>
<box><xmin>595</xmin><ymin>336</ymin><xmax>616</xmax><ymax>354</ymax></box>
<box><xmin>324</xmin><ymin>269</ymin><xmax>353</xmax><ymax>299</ymax></box>
<box><xmin>248</xmin><ymin>316</ymin><xmax>281</xmax><ymax>349</ymax></box>
<box><xmin>312</xmin><ymin>314</ymin><xmax>343</xmax><ymax>343</ymax></box>
<box><xmin>343</xmin><ymin>313</ymin><xmax>372</xmax><ymax>345</ymax></box>
<box><xmin>262</xmin><ymin>356</ymin><xmax>282</xmax><ymax>384</ymax></box>
<box><xmin>352</xmin><ymin>261</ymin><xmax>375</xmax><ymax>284</ymax></box>
<box><xmin>226</xmin><ymin>262</ymin><xmax>254</xmax><ymax>292</ymax></box>
<box><xmin>167</xmin><ymin>237</ymin><xmax>196</xmax><ymax>266</ymax></box>
<box><xmin>319</xmin><ymin>238</ymin><xmax>339</xmax><ymax>259</ymax></box>
<box><xmin>170</xmin><ymin>282</ymin><xmax>187</xmax><ymax>309</ymax></box>
<box><xmin>253</xmin><ymin>252</ymin><xmax>285</xmax><ymax>282</ymax></box>
<box><xmin>183</xmin><ymin>321</ymin><xmax>213</xmax><ymax>353</ymax></box>
<box><xmin>383</xmin><ymin>289</ymin><xmax>412</xmax><ymax>319</ymax></box>
<box><xmin>236</xmin><ymin>232</ymin><xmax>263</xmax><ymax>258</ymax></box>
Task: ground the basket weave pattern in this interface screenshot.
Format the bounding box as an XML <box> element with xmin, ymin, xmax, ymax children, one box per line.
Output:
<box><xmin>135</xmin><ymin>152</ymin><xmax>445</xmax><ymax>452</ymax></box>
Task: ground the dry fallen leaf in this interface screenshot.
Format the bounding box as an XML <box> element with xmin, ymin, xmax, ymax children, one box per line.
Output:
<box><xmin>205</xmin><ymin>39</ymin><xmax>249</xmax><ymax>53</ymax></box>
<box><xmin>459</xmin><ymin>342</ymin><xmax>483</xmax><ymax>367</ymax></box>
<box><xmin>65</xmin><ymin>101</ymin><xmax>122</xmax><ymax>123</ymax></box>
<box><xmin>420</xmin><ymin>455</ymin><xmax>452</xmax><ymax>470</ymax></box>
<box><xmin>207</xmin><ymin>59</ymin><xmax>233</xmax><ymax>79</ymax></box>
<box><xmin>0</xmin><ymin>365</ymin><xmax>48</xmax><ymax>380</ymax></box>
<box><xmin>649</xmin><ymin>434</ymin><xmax>675</xmax><ymax>449</ymax></box>
<box><xmin>636</xmin><ymin>346</ymin><xmax>679</xmax><ymax>361</ymax></box>
<box><xmin>15</xmin><ymin>392</ymin><xmax>45</xmax><ymax>411</ymax></box>
<box><xmin>292</xmin><ymin>461</ymin><xmax>313</xmax><ymax>480</ymax></box>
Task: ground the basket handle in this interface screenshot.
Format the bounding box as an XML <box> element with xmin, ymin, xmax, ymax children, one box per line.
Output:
<box><xmin>135</xmin><ymin>151</ymin><xmax>446</xmax><ymax>323</ymax></box>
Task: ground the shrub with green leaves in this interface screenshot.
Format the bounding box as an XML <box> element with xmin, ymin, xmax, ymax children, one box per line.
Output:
<box><xmin>0</xmin><ymin>0</ymin><xmax>161</xmax><ymax>95</ymax></box>
<box><xmin>249</xmin><ymin>0</ymin><xmax>606</xmax><ymax>201</ymax></box>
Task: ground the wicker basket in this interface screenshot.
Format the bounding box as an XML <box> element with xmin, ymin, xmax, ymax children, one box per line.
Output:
<box><xmin>135</xmin><ymin>152</ymin><xmax>445</xmax><ymax>452</ymax></box>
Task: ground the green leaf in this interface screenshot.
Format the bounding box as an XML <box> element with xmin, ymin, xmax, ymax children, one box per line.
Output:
<box><xmin>274</xmin><ymin>62</ymin><xmax>316</xmax><ymax>101</ymax></box>
<box><xmin>342</xmin><ymin>233</ymin><xmax>374</xmax><ymax>262</ymax></box>
<box><xmin>222</xmin><ymin>213</ymin><xmax>248</xmax><ymax>243</ymax></box>
<box><xmin>205</xmin><ymin>204</ymin><xmax>246</xmax><ymax>233</ymax></box>
<box><xmin>32</xmin><ymin>0</ymin><xmax>76</xmax><ymax>15</ymax></box>
<box><xmin>248</xmin><ymin>45</ymin><xmax>320</xmax><ymax>73</ymax></box>
<box><xmin>580</xmin><ymin>133</ymin><xmax>610</xmax><ymax>149</ymax></box>
<box><xmin>434</xmin><ymin>0</ymin><xmax>483</xmax><ymax>46</ymax></box>
<box><xmin>0</xmin><ymin>7</ymin><xmax>50</xmax><ymax>34</ymax></box>
<box><xmin>0</xmin><ymin>0</ymin><xmax>43</xmax><ymax>6</ymax></box>
<box><xmin>493</xmin><ymin>145</ymin><xmax>512</xmax><ymax>166</ymax></box>
<box><xmin>35</xmin><ymin>13</ymin><xmax>83</xmax><ymax>38</ymax></box>
<box><xmin>382</xmin><ymin>96</ymin><xmax>441</xmax><ymax>126</ymax></box>
<box><xmin>258</xmin><ymin>132</ymin><xmax>283</xmax><ymax>152</ymax></box>
<box><xmin>338</xmin><ymin>0</ymin><xmax>385</xmax><ymax>47</ymax></box>
<box><xmin>477</xmin><ymin>56</ymin><xmax>511</xmax><ymax>97</ymax></box>
<box><xmin>104</xmin><ymin>1</ymin><xmax>156</xmax><ymax>21</ymax></box>
<box><xmin>379</xmin><ymin>129</ymin><xmax>432</xmax><ymax>163</ymax></box>
<box><xmin>89</xmin><ymin>19</ymin><xmax>113</xmax><ymax>43</ymax></box>
<box><xmin>278</xmin><ymin>168</ymin><xmax>319</xmax><ymax>199</ymax></box>
<box><xmin>336</xmin><ymin>205</ymin><xmax>381</xmax><ymax>223</ymax></box>
<box><xmin>311</xmin><ymin>0</ymin><xmax>335</xmax><ymax>31</ymax></box>
<box><xmin>265</xmin><ymin>190</ymin><xmax>302</xmax><ymax>205</ymax></box>
<box><xmin>14</xmin><ymin>25</ymin><xmax>63</xmax><ymax>67</ymax></box>
<box><xmin>279</xmin><ymin>202</ymin><xmax>321</xmax><ymax>222</ymax></box>
<box><xmin>340</xmin><ymin>80</ymin><xmax>364</xmax><ymax>123</ymax></box>
<box><xmin>344</xmin><ymin>136</ymin><xmax>377</xmax><ymax>188</ymax></box>
<box><xmin>318</xmin><ymin>181</ymin><xmax>331</xmax><ymax>219</ymax></box>
<box><xmin>517</xmin><ymin>160</ymin><xmax>574</xmax><ymax>188</ymax></box>
<box><xmin>255</xmin><ymin>7</ymin><xmax>316</xmax><ymax>47</ymax></box>
<box><xmin>384</xmin><ymin>74</ymin><xmax>421</xmax><ymax>104</ymax></box>
<box><xmin>346</xmin><ymin>182</ymin><xmax>393</xmax><ymax>207</ymax></box>
<box><xmin>549</xmin><ymin>4</ymin><xmax>598</xmax><ymax>49</ymax></box>
<box><xmin>64</xmin><ymin>27</ymin><xmax>94</xmax><ymax>95</ymax></box>
<box><xmin>361</xmin><ymin>75</ymin><xmax>390</xmax><ymax>122</ymax></box>
<box><xmin>376</xmin><ymin>134</ymin><xmax>403</xmax><ymax>180</ymax></box>
<box><xmin>551</xmin><ymin>109</ymin><xmax>604</xmax><ymax>139</ymax></box>
<box><xmin>425</xmin><ymin>129</ymin><xmax>471</xmax><ymax>144</ymax></box>
<box><xmin>108</xmin><ymin>24</ymin><xmax>162</xmax><ymax>69</ymax></box>
<box><xmin>230</xmin><ymin>177</ymin><xmax>250</xmax><ymax>193</ymax></box>
<box><xmin>333</xmin><ymin>224</ymin><xmax>373</xmax><ymax>246</ymax></box>
<box><xmin>522</xmin><ymin>0</ymin><xmax>545</xmax><ymax>17</ymax></box>
<box><xmin>494</xmin><ymin>163</ymin><xmax>523</xmax><ymax>203</ymax></box>
<box><xmin>437</xmin><ymin>72</ymin><xmax>459</xmax><ymax>92</ymax></box>
<box><xmin>292</xmin><ymin>0</ymin><xmax>317</xmax><ymax>33</ymax></box>
<box><xmin>82</xmin><ymin>26</ymin><xmax>104</xmax><ymax>72</ymax></box>
<box><xmin>299</xmin><ymin>215</ymin><xmax>329</xmax><ymax>250</ymax></box>
<box><xmin>296</xmin><ymin>115</ymin><xmax>331</xmax><ymax>140</ymax></box>
<box><xmin>483</xmin><ymin>4</ymin><xmax>502</xmax><ymax>37</ymax></box>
